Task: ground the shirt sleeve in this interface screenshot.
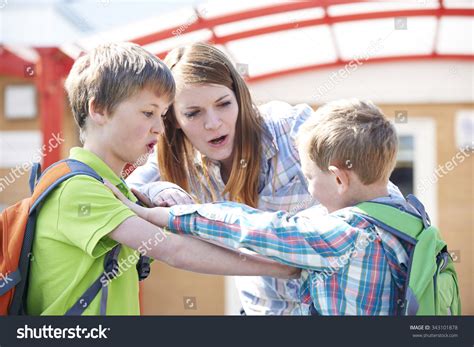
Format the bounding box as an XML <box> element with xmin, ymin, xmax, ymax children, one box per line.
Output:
<box><xmin>259</xmin><ymin>101</ymin><xmax>314</xmax><ymax>145</ymax></box>
<box><xmin>56</xmin><ymin>176</ymin><xmax>136</xmax><ymax>258</ymax></box>
<box><xmin>168</xmin><ymin>202</ymin><xmax>360</xmax><ymax>271</ymax></box>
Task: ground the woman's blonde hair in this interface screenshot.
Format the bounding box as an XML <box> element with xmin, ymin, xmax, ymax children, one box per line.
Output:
<box><xmin>157</xmin><ymin>43</ymin><xmax>265</xmax><ymax>207</ymax></box>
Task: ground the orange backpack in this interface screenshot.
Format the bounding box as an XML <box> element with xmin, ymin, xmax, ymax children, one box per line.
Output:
<box><xmin>0</xmin><ymin>159</ymin><xmax>150</xmax><ymax>315</ymax></box>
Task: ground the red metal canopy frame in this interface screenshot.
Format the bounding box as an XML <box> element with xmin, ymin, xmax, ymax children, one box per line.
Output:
<box><xmin>137</xmin><ymin>0</ymin><xmax>474</xmax><ymax>82</ymax></box>
<box><xmin>0</xmin><ymin>0</ymin><xmax>472</xmax><ymax>168</ymax></box>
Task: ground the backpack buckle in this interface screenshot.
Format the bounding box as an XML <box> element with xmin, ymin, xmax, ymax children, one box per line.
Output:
<box><xmin>406</xmin><ymin>194</ymin><xmax>431</xmax><ymax>228</ymax></box>
<box><xmin>437</xmin><ymin>250</ymin><xmax>450</xmax><ymax>272</ymax></box>
<box><xmin>137</xmin><ymin>256</ymin><xmax>151</xmax><ymax>281</ymax></box>
<box><xmin>103</xmin><ymin>245</ymin><xmax>121</xmax><ymax>282</ymax></box>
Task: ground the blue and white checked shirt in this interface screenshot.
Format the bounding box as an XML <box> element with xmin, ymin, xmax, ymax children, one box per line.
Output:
<box><xmin>167</xmin><ymin>195</ymin><xmax>415</xmax><ymax>315</ymax></box>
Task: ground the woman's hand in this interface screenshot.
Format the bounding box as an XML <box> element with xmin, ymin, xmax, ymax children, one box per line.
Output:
<box><xmin>134</xmin><ymin>181</ymin><xmax>195</xmax><ymax>207</ymax></box>
<box><xmin>151</xmin><ymin>187</ymin><xmax>194</xmax><ymax>207</ymax></box>
<box><xmin>131</xmin><ymin>188</ymin><xmax>154</xmax><ymax>207</ymax></box>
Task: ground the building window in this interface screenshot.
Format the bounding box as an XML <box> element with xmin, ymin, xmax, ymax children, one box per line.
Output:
<box><xmin>392</xmin><ymin>118</ymin><xmax>437</xmax><ymax>225</ymax></box>
<box><xmin>390</xmin><ymin>135</ymin><xmax>414</xmax><ymax>197</ymax></box>
<box><xmin>4</xmin><ymin>84</ymin><xmax>37</xmax><ymax>120</ymax></box>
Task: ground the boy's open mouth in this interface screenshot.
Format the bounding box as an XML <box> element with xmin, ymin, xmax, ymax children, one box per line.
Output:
<box><xmin>208</xmin><ymin>135</ymin><xmax>227</xmax><ymax>145</ymax></box>
<box><xmin>146</xmin><ymin>141</ymin><xmax>157</xmax><ymax>152</ymax></box>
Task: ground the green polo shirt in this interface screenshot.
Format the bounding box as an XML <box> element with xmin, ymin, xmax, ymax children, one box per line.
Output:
<box><xmin>27</xmin><ymin>147</ymin><xmax>141</xmax><ymax>315</ymax></box>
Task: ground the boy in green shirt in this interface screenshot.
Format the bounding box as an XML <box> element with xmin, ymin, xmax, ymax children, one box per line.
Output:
<box><xmin>26</xmin><ymin>42</ymin><xmax>298</xmax><ymax>315</ymax></box>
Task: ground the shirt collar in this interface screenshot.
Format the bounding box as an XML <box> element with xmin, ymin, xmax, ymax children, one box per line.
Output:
<box><xmin>260</xmin><ymin>120</ymin><xmax>278</xmax><ymax>161</ymax></box>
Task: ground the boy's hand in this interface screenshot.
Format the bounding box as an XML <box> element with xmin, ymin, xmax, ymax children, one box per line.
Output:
<box><xmin>104</xmin><ymin>179</ymin><xmax>146</xmax><ymax>217</ymax></box>
<box><xmin>104</xmin><ymin>179</ymin><xmax>129</xmax><ymax>204</ymax></box>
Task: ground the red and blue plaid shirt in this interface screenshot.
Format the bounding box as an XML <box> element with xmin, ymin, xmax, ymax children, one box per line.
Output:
<box><xmin>168</xmin><ymin>197</ymin><xmax>413</xmax><ymax>315</ymax></box>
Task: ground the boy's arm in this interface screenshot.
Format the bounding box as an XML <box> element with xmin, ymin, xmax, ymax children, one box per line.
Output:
<box><xmin>108</xmin><ymin>216</ymin><xmax>300</xmax><ymax>279</ymax></box>
<box><xmin>164</xmin><ymin>203</ymin><xmax>359</xmax><ymax>271</ymax></box>
<box><xmin>105</xmin><ymin>180</ymin><xmax>356</xmax><ymax>271</ymax></box>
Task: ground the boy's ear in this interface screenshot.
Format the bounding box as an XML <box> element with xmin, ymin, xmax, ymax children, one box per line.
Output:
<box><xmin>88</xmin><ymin>98</ymin><xmax>108</xmax><ymax>125</ymax></box>
<box><xmin>328</xmin><ymin>165</ymin><xmax>350</xmax><ymax>194</ymax></box>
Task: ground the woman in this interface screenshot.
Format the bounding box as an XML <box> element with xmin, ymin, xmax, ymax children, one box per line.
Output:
<box><xmin>127</xmin><ymin>43</ymin><xmax>401</xmax><ymax>315</ymax></box>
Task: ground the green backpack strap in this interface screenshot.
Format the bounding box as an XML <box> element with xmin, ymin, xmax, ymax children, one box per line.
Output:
<box><xmin>353</xmin><ymin>201</ymin><xmax>422</xmax><ymax>315</ymax></box>
<box><xmin>352</xmin><ymin>201</ymin><xmax>423</xmax><ymax>244</ymax></box>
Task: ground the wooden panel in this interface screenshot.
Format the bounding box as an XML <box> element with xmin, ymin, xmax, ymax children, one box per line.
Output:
<box><xmin>140</xmin><ymin>261</ymin><xmax>225</xmax><ymax>315</ymax></box>
<box><xmin>0</xmin><ymin>167</ymin><xmax>31</xmax><ymax>205</ymax></box>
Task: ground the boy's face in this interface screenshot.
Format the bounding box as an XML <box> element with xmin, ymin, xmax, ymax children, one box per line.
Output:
<box><xmin>300</xmin><ymin>152</ymin><xmax>341</xmax><ymax>213</ymax></box>
<box><xmin>98</xmin><ymin>88</ymin><xmax>170</xmax><ymax>166</ymax></box>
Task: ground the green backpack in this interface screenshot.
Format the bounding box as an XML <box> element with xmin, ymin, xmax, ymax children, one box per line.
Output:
<box><xmin>353</xmin><ymin>194</ymin><xmax>461</xmax><ymax>316</ymax></box>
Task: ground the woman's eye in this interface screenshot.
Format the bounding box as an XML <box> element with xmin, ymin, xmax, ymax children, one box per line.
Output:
<box><xmin>218</xmin><ymin>101</ymin><xmax>231</xmax><ymax>107</ymax></box>
<box><xmin>185</xmin><ymin>111</ymin><xmax>199</xmax><ymax>118</ymax></box>
<box><xmin>143</xmin><ymin>111</ymin><xmax>154</xmax><ymax>118</ymax></box>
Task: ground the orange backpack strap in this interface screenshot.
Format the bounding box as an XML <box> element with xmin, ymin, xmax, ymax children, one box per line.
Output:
<box><xmin>29</xmin><ymin>160</ymin><xmax>103</xmax><ymax>212</ymax></box>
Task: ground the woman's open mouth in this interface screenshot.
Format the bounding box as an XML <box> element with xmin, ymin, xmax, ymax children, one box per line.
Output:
<box><xmin>208</xmin><ymin>135</ymin><xmax>228</xmax><ymax>147</ymax></box>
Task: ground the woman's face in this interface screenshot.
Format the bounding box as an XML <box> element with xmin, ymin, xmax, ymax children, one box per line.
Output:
<box><xmin>173</xmin><ymin>83</ymin><xmax>239</xmax><ymax>166</ymax></box>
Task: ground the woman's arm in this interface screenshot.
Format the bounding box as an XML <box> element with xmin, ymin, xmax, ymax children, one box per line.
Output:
<box><xmin>125</xmin><ymin>151</ymin><xmax>161</xmax><ymax>190</ymax></box>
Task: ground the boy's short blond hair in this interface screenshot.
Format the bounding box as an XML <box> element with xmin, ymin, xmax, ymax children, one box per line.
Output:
<box><xmin>65</xmin><ymin>42</ymin><xmax>175</xmax><ymax>143</ymax></box>
<box><xmin>297</xmin><ymin>99</ymin><xmax>398</xmax><ymax>185</ymax></box>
